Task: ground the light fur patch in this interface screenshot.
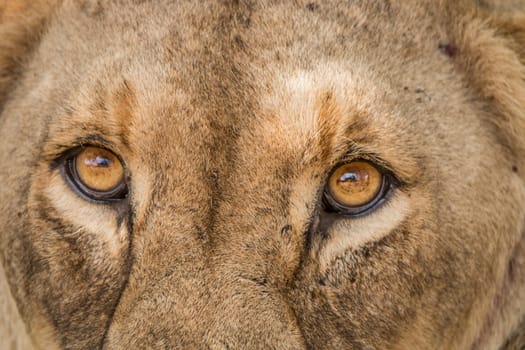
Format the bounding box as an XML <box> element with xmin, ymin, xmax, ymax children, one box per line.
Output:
<box><xmin>46</xmin><ymin>173</ymin><xmax>127</xmax><ymax>258</ymax></box>
<box><xmin>318</xmin><ymin>192</ymin><xmax>411</xmax><ymax>273</ymax></box>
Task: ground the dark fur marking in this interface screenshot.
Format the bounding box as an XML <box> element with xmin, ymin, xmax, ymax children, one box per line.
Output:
<box><xmin>196</xmin><ymin>225</ymin><xmax>208</xmax><ymax>241</ymax></box>
<box><xmin>30</xmin><ymin>189</ymin><xmax>131</xmax><ymax>348</ymax></box>
<box><xmin>438</xmin><ymin>42</ymin><xmax>458</xmax><ymax>58</ymax></box>
<box><xmin>280</xmin><ymin>224</ymin><xmax>292</xmax><ymax>236</ymax></box>
<box><xmin>79</xmin><ymin>0</ymin><xmax>105</xmax><ymax>18</ymax></box>
<box><xmin>239</xmin><ymin>273</ymin><xmax>268</xmax><ymax>287</ymax></box>
<box><xmin>101</xmin><ymin>191</ymin><xmax>136</xmax><ymax>349</ymax></box>
<box><xmin>306</xmin><ymin>3</ymin><xmax>319</xmax><ymax>12</ymax></box>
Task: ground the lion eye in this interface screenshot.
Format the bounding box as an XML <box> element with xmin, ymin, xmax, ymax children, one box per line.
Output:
<box><xmin>64</xmin><ymin>146</ymin><xmax>127</xmax><ymax>201</ymax></box>
<box><xmin>323</xmin><ymin>160</ymin><xmax>391</xmax><ymax>216</ymax></box>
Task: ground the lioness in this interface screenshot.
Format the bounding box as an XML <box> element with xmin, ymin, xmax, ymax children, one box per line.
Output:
<box><xmin>1</xmin><ymin>0</ymin><xmax>524</xmax><ymax>349</ymax></box>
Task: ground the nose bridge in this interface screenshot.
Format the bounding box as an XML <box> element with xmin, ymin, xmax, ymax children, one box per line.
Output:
<box><xmin>202</xmin><ymin>259</ymin><xmax>306</xmax><ymax>349</ymax></box>
<box><xmin>195</xmin><ymin>186</ymin><xmax>306</xmax><ymax>348</ymax></box>
<box><xmin>103</xmin><ymin>203</ymin><xmax>306</xmax><ymax>349</ymax></box>
<box><xmin>102</xmin><ymin>204</ymin><xmax>209</xmax><ymax>348</ymax></box>
<box><xmin>205</xmin><ymin>224</ymin><xmax>305</xmax><ymax>349</ymax></box>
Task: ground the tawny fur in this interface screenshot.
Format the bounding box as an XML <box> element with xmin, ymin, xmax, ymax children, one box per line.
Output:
<box><xmin>0</xmin><ymin>0</ymin><xmax>524</xmax><ymax>349</ymax></box>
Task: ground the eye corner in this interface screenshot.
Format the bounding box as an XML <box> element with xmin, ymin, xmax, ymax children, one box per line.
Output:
<box><xmin>48</xmin><ymin>145</ymin><xmax>84</xmax><ymax>171</ymax></box>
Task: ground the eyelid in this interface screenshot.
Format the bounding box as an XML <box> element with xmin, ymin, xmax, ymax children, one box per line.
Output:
<box><xmin>333</xmin><ymin>150</ymin><xmax>406</xmax><ymax>188</ymax></box>
<box><xmin>47</xmin><ymin>135</ymin><xmax>118</xmax><ymax>170</ymax></box>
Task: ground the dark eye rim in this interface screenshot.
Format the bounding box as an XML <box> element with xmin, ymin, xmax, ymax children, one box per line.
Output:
<box><xmin>61</xmin><ymin>147</ymin><xmax>128</xmax><ymax>203</ymax></box>
<box><xmin>322</xmin><ymin>160</ymin><xmax>395</xmax><ymax>217</ymax></box>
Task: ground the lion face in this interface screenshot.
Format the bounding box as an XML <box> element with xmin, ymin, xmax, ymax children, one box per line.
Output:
<box><xmin>1</xmin><ymin>1</ymin><xmax>524</xmax><ymax>349</ymax></box>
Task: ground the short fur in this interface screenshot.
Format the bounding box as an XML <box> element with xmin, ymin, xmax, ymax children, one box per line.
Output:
<box><xmin>1</xmin><ymin>0</ymin><xmax>524</xmax><ymax>349</ymax></box>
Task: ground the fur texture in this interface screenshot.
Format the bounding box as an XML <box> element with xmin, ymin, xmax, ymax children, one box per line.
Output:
<box><xmin>1</xmin><ymin>0</ymin><xmax>525</xmax><ymax>349</ymax></box>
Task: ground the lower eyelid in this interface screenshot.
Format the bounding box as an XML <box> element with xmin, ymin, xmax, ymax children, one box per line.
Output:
<box><xmin>316</xmin><ymin>191</ymin><xmax>410</xmax><ymax>273</ymax></box>
<box><xmin>322</xmin><ymin>173</ymin><xmax>395</xmax><ymax>217</ymax></box>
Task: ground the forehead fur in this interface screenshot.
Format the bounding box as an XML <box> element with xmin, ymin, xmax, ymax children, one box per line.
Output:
<box><xmin>39</xmin><ymin>0</ymin><xmax>509</xmax><ymax>170</ymax></box>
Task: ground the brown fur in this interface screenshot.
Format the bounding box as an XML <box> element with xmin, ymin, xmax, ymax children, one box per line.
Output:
<box><xmin>479</xmin><ymin>0</ymin><xmax>525</xmax><ymax>13</ymax></box>
<box><xmin>1</xmin><ymin>0</ymin><xmax>525</xmax><ymax>349</ymax></box>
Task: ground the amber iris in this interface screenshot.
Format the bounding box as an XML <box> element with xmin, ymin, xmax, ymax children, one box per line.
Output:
<box><xmin>327</xmin><ymin>161</ymin><xmax>383</xmax><ymax>209</ymax></box>
<box><xmin>66</xmin><ymin>146</ymin><xmax>127</xmax><ymax>201</ymax></box>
